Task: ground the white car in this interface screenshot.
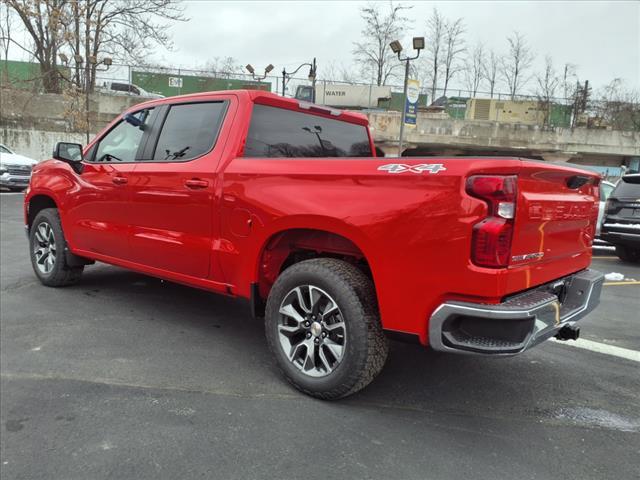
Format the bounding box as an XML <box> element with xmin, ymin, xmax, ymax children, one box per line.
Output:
<box><xmin>0</xmin><ymin>144</ymin><xmax>38</xmax><ymax>191</ymax></box>
<box><xmin>100</xmin><ymin>81</ymin><xmax>164</xmax><ymax>99</ymax></box>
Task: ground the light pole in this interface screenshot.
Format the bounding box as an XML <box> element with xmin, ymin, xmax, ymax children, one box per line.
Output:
<box><xmin>282</xmin><ymin>58</ymin><xmax>316</xmax><ymax>100</ymax></box>
<box><xmin>246</xmin><ymin>63</ymin><xmax>275</xmax><ymax>83</ymax></box>
<box><xmin>389</xmin><ymin>37</ymin><xmax>424</xmax><ymax>155</ymax></box>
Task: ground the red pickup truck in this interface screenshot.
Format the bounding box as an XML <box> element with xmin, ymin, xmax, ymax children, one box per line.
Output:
<box><xmin>24</xmin><ymin>90</ymin><xmax>604</xmax><ymax>399</ymax></box>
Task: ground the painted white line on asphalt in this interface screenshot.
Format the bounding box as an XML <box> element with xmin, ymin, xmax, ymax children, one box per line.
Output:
<box><xmin>552</xmin><ymin>338</ymin><xmax>640</xmax><ymax>363</ymax></box>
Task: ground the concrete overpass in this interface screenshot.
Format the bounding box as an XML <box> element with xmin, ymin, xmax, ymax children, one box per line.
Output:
<box><xmin>367</xmin><ymin>111</ymin><xmax>640</xmax><ymax>168</ymax></box>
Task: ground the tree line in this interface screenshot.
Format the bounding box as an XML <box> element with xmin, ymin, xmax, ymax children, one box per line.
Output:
<box><xmin>349</xmin><ymin>2</ymin><xmax>638</xmax><ymax>129</ymax></box>
<box><xmin>1</xmin><ymin>0</ymin><xmax>185</xmax><ymax>93</ymax></box>
<box><xmin>2</xmin><ymin>1</ymin><xmax>637</xmax><ymax>130</ymax></box>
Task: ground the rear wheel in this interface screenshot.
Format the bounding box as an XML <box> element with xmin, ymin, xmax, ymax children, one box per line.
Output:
<box><xmin>265</xmin><ymin>258</ymin><xmax>388</xmax><ymax>399</ymax></box>
<box><xmin>615</xmin><ymin>245</ymin><xmax>640</xmax><ymax>263</ymax></box>
<box><xmin>29</xmin><ymin>208</ymin><xmax>84</xmax><ymax>286</ymax></box>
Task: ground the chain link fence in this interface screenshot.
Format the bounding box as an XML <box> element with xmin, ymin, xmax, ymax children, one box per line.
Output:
<box><xmin>2</xmin><ymin>59</ymin><xmax>638</xmax><ymax>131</ymax></box>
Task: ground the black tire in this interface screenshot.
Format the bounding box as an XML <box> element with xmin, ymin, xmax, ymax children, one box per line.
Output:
<box><xmin>29</xmin><ymin>208</ymin><xmax>84</xmax><ymax>286</ymax></box>
<box><xmin>615</xmin><ymin>245</ymin><xmax>640</xmax><ymax>263</ymax></box>
<box><xmin>265</xmin><ymin>258</ymin><xmax>388</xmax><ymax>399</ymax></box>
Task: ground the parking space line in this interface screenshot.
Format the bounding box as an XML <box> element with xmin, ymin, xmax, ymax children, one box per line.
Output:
<box><xmin>604</xmin><ymin>281</ymin><xmax>640</xmax><ymax>286</ymax></box>
<box><xmin>552</xmin><ymin>338</ymin><xmax>640</xmax><ymax>362</ymax></box>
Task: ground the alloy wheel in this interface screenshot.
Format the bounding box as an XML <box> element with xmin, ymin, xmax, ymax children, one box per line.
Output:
<box><xmin>277</xmin><ymin>285</ymin><xmax>347</xmax><ymax>378</ymax></box>
<box><xmin>33</xmin><ymin>221</ymin><xmax>56</xmax><ymax>274</ymax></box>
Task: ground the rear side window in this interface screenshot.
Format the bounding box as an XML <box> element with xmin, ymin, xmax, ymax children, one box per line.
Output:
<box><xmin>153</xmin><ymin>102</ymin><xmax>227</xmax><ymax>161</ymax></box>
<box><xmin>244</xmin><ymin>104</ymin><xmax>372</xmax><ymax>158</ymax></box>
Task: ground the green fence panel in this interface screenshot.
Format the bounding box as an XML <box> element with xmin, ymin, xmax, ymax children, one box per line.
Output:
<box><xmin>131</xmin><ymin>71</ymin><xmax>270</xmax><ymax>97</ymax></box>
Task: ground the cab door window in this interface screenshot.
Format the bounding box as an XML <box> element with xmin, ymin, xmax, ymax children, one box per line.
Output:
<box><xmin>152</xmin><ymin>102</ymin><xmax>227</xmax><ymax>162</ymax></box>
<box><xmin>93</xmin><ymin>109</ymin><xmax>155</xmax><ymax>162</ymax></box>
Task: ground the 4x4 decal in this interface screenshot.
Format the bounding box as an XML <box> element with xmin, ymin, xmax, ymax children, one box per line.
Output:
<box><xmin>377</xmin><ymin>163</ymin><xmax>447</xmax><ymax>174</ymax></box>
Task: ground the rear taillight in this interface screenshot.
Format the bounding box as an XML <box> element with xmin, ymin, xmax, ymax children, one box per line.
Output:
<box><xmin>466</xmin><ymin>175</ymin><xmax>517</xmax><ymax>268</ymax></box>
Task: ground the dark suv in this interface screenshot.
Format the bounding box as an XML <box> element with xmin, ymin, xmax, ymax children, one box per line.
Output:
<box><xmin>601</xmin><ymin>174</ymin><xmax>640</xmax><ymax>262</ymax></box>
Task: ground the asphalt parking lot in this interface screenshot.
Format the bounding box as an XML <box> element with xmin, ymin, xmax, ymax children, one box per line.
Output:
<box><xmin>1</xmin><ymin>191</ymin><xmax>639</xmax><ymax>480</ymax></box>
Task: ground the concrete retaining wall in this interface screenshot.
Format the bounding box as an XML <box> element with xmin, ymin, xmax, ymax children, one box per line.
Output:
<box><xmin>368</xmin><ymin>112</ymin><xmax>640</xmax><ymax>158</ymax></box>
<box><xmin>1</xmin><ymin>128</ymin><xmax>89</xmax><ymax>161</ymax></box>
<box><xmin>1</xmin><ymin>87</ymin><xmax>147</xmax><ymax>161</ymax></box>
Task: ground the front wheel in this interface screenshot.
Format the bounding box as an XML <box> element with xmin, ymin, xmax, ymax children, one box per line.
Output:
<box><xmin>615</xmin><ymin>245</ymin><xmax>640</xmax><ymax>263</ymax></box>
<box><xmin>265</xmin><ymin>258</ymin><xmax>388</xmax><ymax>399</ymax></box>
<box><xmin>29</xmin><ymin>208</ymin><xmax>84</xmax><ymax>286</ymax></box>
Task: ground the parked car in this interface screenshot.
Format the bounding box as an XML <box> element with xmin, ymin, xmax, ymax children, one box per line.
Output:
<box><xmin>100</xmin><ymin>81</ymin><xmax>164</xmax><ymax>99</ymax></box>
<box><xmin>0</xmin><ymin>144</ymin><xmax>38</xmax><ymax>191</ymax></box>
<box><xmin>596</xmin><ymin>180</ymin><xmax>616</xmax><ymax>237</ymax></box>
<box><xmin>600</xmin><ymin>174</ymin><xmax>640</xmax><ymax>262</ymax></box>
<box><xmin>24</xmin><ymin>90</ymin><xmax>604</xmax><ymax>399</ymax></box>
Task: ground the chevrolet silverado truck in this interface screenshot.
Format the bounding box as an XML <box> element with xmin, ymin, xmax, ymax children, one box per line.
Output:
<box><xmin>24</xmin><ymin>90</ymin><xmax>604</xmax><ymax>399</ymax></box>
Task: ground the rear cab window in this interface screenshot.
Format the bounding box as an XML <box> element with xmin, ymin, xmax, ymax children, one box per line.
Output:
<box><xmin>243</xmin><ymin>104</ymin><xmax>372</xmax><ymax>158</ymax></box>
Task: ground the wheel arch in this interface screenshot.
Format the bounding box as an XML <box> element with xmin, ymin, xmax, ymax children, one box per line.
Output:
<box><xmin>26</xmin><ymin>194</ymin><xmax>59</xmax><ymax>229</ymax></box>
<box><xmin>251</xmin><ymin>226</ymin><xmax>376</xmax><ymax>318</ymax></box>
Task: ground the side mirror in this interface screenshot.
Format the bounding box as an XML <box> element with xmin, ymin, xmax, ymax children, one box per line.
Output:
<box><xmin>53</xmin><ymin>142</ymin><xmax>83</xmax><ymax>163</ymax></box>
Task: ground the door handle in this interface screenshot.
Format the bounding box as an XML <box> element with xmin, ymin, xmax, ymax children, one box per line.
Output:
<box><xmin>112</xmin><ymin>176</ymin><xmax>128</xmax><ymax>185</ymax></box>
<box><xmin>184</xmin><ymin>179</ymin><xmax>209</xmax><ymax>189</ymax></box>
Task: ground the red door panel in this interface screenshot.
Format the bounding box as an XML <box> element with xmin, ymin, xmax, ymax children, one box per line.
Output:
<box><xmin>127</xmin><ymin>162</ymin><xmax>214</xmax><ymax>278</ymax></box>
<box><xmin>65</xmin><ymin>162</ymin><xmax>136</xmax><ymax>260</ymax></box>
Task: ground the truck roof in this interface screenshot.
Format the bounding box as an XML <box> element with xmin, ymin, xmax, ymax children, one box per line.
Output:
<box><xmin>131</xmin><ymin>89</ymin><xmax>370</xmax><ymax>126</ymax></box>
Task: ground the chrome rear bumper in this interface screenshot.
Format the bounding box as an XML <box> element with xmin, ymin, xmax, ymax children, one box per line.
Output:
<box><xmin>429</xmin><ymin>269</ymin><xmax>604</xmax><ymax>355</ymax></box>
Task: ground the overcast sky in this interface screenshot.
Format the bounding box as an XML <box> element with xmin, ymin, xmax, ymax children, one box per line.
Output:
<box><xmin>154</xmin><ymin>0</ymin><xmax>639</xmax><ymax>93</ymax></box>
<box><xmin>6</xmin><ymin>0</ymin><xmax>639</xmax><ymax>94</ymax></box>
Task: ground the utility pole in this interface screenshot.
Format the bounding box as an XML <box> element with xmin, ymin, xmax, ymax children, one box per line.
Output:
<box><xmin>398</xmin><ymin>59</ymin><xmax>410</xmax><ymax>155</ymax></box>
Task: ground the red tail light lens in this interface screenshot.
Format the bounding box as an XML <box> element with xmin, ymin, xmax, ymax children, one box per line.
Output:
<box><xmin>466</xmin><ymin>175</ymin><xmax>518</xmax><ymax>268</ymax></box>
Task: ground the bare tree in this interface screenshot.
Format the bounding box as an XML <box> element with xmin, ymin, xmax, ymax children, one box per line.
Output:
<box><xmin>595</xmin><ymin>79</ymin><xmax>640</xmax><ymax>131</ymax></box>
<box><xmin>204</xmin><ymin>56</ymin><xmax>242</xmax><ymax>78</ymax></box>
<box><xmin>8</xmin><ymin>0</ymin><xmax>186</xmax><ymax>93</ymax></box>
<box><xmin>66</xmin><ymin>0</ymin><xmax>186</xmax><ymax>92</ymax></box>
<box><xmin>464</xmin><ymin>42</ymin><xmax>484</xmax><ymax>96</ymax></box>
<box><xmin>6</xmin><ymin>0</ymin><xmax>69</xmax><ymax>93</ymax></box>
<box><xmin>441</xmin><ymin>16</ymin><xmax>465</xmax><ymax>96</ymax></box>
<box><xmin>320</xmin><ymin>60</ymin><xmax>359</xmax><ymax>84</ymax></box>
<box><xmin>353</xmin><ymin>2</ymin><xmax>411</xmax><ymax>86</ymax></box>
<box><xmin>483</xmin><ymin>49</ymin><xmax>500</xmax><ymax>98</ymax></box>
<box><xmin>500</xmin><ymin>31</ymin><xmax>534</xmax><ymax>99</ymax></box>
<box><xmin>0</xmin><ymin>2</ymin><xmax>14</xmax><ymax>83</ymax></box>
<box><xmin>425</xmin><ymin>7</ymin><xmax>445</xmax><ymax>100</ymax></box>
<box><xmin>561</xmin><ymin>63</ymin><xmax>577</xmax><ymax>103</ymax></box>
<box><xmin>535</xmin><ymin>55</ymin><xmax>560</xmax><ymax>126</ymax></box>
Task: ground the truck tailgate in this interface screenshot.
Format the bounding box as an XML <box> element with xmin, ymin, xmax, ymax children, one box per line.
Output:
<box><xmin>510</xmin><ymin>161</ymin><xmax>600</xmax><ymax>268</ymax></box>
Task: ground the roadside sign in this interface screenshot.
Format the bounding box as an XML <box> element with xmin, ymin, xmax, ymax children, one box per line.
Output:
<box><xmin>404</xmin><ymin>79</ymin><xmax>420</xmax><ymax>128</ymax></box>
<box><xmin>168</xmin><ymin>76</ymin><xmax>183</xmax><ymax>88</ymax></box>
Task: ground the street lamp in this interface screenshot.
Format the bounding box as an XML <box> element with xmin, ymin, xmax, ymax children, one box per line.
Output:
<box><xmin>246</xmin><ymin>63</ymin><xmax>274</xmax><ymax>82</ymax></box>
<box><xmin>282</xmin><ymin>58</ymin><xmax>317</xmax><ymax>100</ymax></box>
<box><xmin>390</xmin><ymin>36</ymin><xmax>424</xmax><ymax>155</ymax></box>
